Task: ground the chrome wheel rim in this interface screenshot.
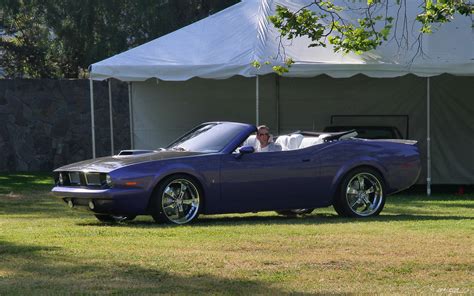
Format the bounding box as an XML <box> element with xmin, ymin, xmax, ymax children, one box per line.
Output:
<box><xmin>162</xmin><ymin>179</ymin><xmax>200</xmax><ymax>224</ymax></box>
<box><xmin>345</xmin><ymin>172</ymin><xmax>383</xmax><ymax>216</ymax></box>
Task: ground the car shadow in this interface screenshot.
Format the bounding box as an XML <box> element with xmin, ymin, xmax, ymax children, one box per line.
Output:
<box><xmin>76</xmin><ymin>212</ymin><xmax>473</xmax><ymax>228</ymax></box>
<box><xmin>195</xmin><ymin>213</ymin><xmax>474</xmax><ymax>226</ymax></box>
<box><xmin>180</xmin><ymin>214</ymin><xmax>474</xmax><ymax>227</ymax></box>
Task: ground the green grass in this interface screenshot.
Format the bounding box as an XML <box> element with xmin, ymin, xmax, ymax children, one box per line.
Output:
<box><xmin>0</xmin><ymin>173</ymin><xmax>473</xmax><ymax>295</ymax></box>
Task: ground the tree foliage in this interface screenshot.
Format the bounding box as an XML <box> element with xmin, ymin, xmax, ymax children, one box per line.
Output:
<box><xmin>0</xmin><ymin>0</ymin><xmax>238</xmax><ymax>78</ymax></box>
<box><xmin>268</xmin><ymin>0</ymin><xmax>473</xmax><ymax>73</ymax></box>
<box><xmin>0</xmin><ymin>1</ymin><xmax>59</xmax><ymax>78</ymax></box>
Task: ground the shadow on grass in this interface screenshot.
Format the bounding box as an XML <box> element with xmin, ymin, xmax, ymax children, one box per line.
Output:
<box><xmin>0</xmin><ymin>239</ymin><xmax>61</xmax><ymax>257</ymax></box>
<box><xmin>196</xmin><ymin>213</ymin><xmax>474</xmax><ymax>225</ymax></box>
<box><xmin>73</xmin><ymin>195</ymin><xmax>473</xmax><ymax>227</ymax></box>
<box><xmin>0</xmin><ymin>173</ymin><xmax>54</xmax><ymax>194</ymax></box>
<box><xmin>0</xmin><ymin>239</ymin><xmax>326</xmax><ymax>295</ymax></box>
<box><xmin>75</xmin><ymin>212</ymin><xmax>473</xmax><ymax>229</ymax></box>
<box><xmin>0</xmin><ymin>193</ymin><xmax>70</xmax><ymax>218</ymax></box>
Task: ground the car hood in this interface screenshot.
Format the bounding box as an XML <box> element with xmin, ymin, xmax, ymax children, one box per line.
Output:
<box><xmin>54</xmin><ymin>151</ymin><xmax>205</xmax><ymax>173</ymax></box>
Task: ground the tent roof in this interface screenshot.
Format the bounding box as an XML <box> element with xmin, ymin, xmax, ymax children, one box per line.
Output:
<box><xmin>90</xmin><ymin>0</ymin><xmax>474</xmax><ymax>81</ymax></box>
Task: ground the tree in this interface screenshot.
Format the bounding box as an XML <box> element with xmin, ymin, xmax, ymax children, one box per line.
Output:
<box><xmin>268</xmin><ymin>0</ymin><xmax>473</xmax><ymax>73</ymax></box>
<box><xmin>0</xmin><ymin>1</ymin><xmax>61</xmax><ymax>78</ymax></box>
<box><xmin>0</xmin><ymin>0</ymin><xmax>239</xmax><ymax>78</ymax></box>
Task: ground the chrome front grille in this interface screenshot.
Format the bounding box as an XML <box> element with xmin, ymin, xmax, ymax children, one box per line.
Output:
<box><xmin>58</xmin><ymin>172</ymin><xmax>106</xmax><ymax>187</ymax></box>
<box><xmin>68</xmin><ymin>172</ymin><xmax>81</xmax><ymax>185</ymax></box>
<box><xmin>84</xmin><ymin>173</ymin><xmax>101</xmax><ymax>186</ymax></box>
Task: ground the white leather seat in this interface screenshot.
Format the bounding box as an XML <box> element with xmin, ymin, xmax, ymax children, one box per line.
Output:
<box><xmin>287</xmin><ymin>134</ymin><xmax>304</xmax><ymax>150</ymax></box>
<box><xmin>245</xmin><ymin>133</ymin><xmax>334</xmax><ymax>151</ymax></box>
<box><xmin>275</xmin><ymin>135</ymin><xmax>290</xmax><ymax>151</ymax></box>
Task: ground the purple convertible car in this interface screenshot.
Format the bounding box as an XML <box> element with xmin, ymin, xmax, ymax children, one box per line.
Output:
<box><xmin>52</xmin><ymin>121</ymin><xmax>421</xmax><ymax>225</ymax></box>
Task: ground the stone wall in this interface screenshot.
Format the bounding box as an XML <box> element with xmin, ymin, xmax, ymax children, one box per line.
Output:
<box><xmin>0</xmin><ymin>79</ymin><xmax>130</xmax><ymax>172</ymax></box>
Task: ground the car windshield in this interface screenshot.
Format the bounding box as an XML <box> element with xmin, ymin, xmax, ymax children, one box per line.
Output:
<box><xmin>166</xmin><ymin>122</ymin><xmax>249</xmax><ymax>153</ymax></box>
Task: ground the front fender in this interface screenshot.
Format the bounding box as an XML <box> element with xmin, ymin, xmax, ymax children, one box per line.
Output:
<box><xmin>149</xmin><ymin>163</ymin><xmax>209</xmax><ymax>191</ymax></box>
<box><xmin>111</xmin><ymin>155</ymin><xmax>220</xmax><ymax>213</ymax></box>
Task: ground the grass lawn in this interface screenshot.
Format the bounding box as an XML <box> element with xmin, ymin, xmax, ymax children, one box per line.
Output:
<box><xmin>0</xmin><ymin>173</ymin><xmax>473</xmax><ymax>295</ymax></box>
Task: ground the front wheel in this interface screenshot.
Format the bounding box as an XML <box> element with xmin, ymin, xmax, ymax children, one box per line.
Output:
<box><xmin>151</xmin><ymin>175</ymin><xmax>201</xmax><ymax>225</ymax></box>
<box><xmin>333</xmin><ymin>168</ymin><xmax>386</xmax><ymax>217</ymax></box>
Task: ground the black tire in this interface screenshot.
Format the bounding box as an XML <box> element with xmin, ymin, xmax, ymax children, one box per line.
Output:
<box><xmin>151</xmin><ymin>174</ymin><xmax>202</xmax><ymax>225</ymax></box>
<box><xmin>275</xmin><ymin>208</ymin><xmax>314</xmax><ymax>216</ymax></box>
<box><xmin>94</xmin><ymin>214</ymin><xmax>136</xmax><ymax>223</ymax></box>
<box><xmin>333</xmin><ymin>167</ymin><xmax>386</xmax><ymax>218</ymax></box>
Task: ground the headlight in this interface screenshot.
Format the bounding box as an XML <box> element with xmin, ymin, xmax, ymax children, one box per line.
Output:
<box><xmin>106</xmin><ymin>174</ymin><xmax>113</xmax><ymax>187</ymax></box>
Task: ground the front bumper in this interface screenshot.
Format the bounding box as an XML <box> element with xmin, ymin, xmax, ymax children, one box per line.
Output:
<box><xmin>51</xmin><ymin>186</ymin><xmax>150</xmax><ymax>215</ymax></box>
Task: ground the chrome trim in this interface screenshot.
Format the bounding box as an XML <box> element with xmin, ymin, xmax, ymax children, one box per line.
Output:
<box><xmin>84</xmin><ymin>172</ymin><xmax>102</xmax><ymax>186</ymax></box>
<box><xmin>68</xmin><ymin>172</ymin><xmax>81</xmax><ymax>185</ymax></box>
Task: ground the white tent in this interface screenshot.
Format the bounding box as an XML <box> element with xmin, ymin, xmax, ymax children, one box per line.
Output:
<box><xmin>89</xmin><ymin>0</ymin><xmax>474</xmax><ymax>194</ymax></box>
<box><xmin>90</xmin><ymin>0</ymin><xmax>474</xmax><ymax>81</ymax></box>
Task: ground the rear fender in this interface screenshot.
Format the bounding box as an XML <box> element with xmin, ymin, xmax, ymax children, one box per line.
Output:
<box><xmin>329</xmin><ymin>157</ymin><xmax>388</xmax><ymax>202</ymax></box>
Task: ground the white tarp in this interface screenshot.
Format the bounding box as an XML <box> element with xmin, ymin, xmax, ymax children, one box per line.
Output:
<box><xmin>90</xmin><ymin>0</ymin><xmax>474</xmax><ymax>81</ymax></box>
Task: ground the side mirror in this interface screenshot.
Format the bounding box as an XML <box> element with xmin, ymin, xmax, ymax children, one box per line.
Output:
<box><xmin>239</xmin><ymin>145</ymin><xmax>255</xmax><ymax>154</ymax></box>
<box><xmin>235</xmin><ymin>145</ymin><xmax>254</xmax><ymax>159</ymax></box>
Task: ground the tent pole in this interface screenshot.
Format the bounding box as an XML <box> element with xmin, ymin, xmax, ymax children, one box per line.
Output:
<box><xmin>275</xmin><ymin>75</ymin><xmax>280</xmax><ymax>134</ymax></box>
<box><xmin>108</xmin><ymin>79</ymin><xmax>114</xmax><ymax>155</ymax></box>
<box><xmin>427</xmin><ymin>77</ymin><xmax>431</xmax><ymax>196</ymax></box>
<box><xmin>128</xmin><ymin>82</ymin><xmax>134</xmax><ymax>149</ymax></box>
<box><xmin>256</xmin><ymin>75</ymin><xmax>260</xmax><ymax>126</ymax></box>
<box><xmin>89</xmin><ymin>78</ymin><xmax>96</xmax><ymax>159</ymax></box>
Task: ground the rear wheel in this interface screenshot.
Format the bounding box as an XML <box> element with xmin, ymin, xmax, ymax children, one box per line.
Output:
<box><xmin>94</xmin><ymin>214</ymin><xmax>136</xmax><ymax>223</ymax></box>
<box><xmin>151</xmin><ymin>175</ymin><xmax>201</xmax><ymax>225</ymax></box>
<box><xmin>333</xmin><ymin>168</ymin><xmax>386</xmax><ymax>217</ymax></box>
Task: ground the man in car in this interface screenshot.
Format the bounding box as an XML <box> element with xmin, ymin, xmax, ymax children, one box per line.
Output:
<box><xmin>255</xmin><ymin>125</ymin><xmax>282</xmax><ymax>152</ymax></box>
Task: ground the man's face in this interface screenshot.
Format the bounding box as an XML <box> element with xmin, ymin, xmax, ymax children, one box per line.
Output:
<box><xmin>257</xmin><ymin>128</ymin><xmax>270</xmax><ymax>146</ymax></box>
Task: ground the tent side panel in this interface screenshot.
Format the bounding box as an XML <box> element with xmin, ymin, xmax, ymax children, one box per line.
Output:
<box><xmin>431</xmin><ymin>75</ymin><xmax>474</xmax><ymax>184</ymax></box>
<box><xmin>131</xmin><ymin>76</ymin><xmax>276</xmax><ymax>148</ymax></box>
<box><xmin>279</xmin><ymin>74</ymin><xmax>428</xmax><ymax>184</ymax></box>
<box><xmin>128</xmin><ymin>74</ymin><xmax>473</xmax><ymax>185</ymax></box>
